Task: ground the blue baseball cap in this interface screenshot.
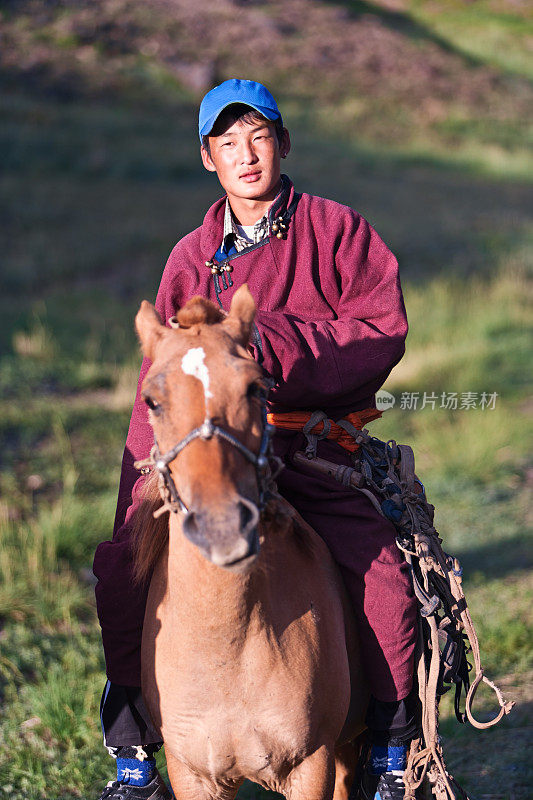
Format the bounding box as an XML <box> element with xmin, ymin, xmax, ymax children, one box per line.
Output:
<box><xmin>199</xmin><ymin>79</ymin><xmax>282</xmax><ymax>142</ymax></box>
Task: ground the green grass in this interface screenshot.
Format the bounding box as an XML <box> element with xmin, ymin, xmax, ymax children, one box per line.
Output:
<box><xmin>334</xmin><ymin>1</ymin><xmax>533</xmax><ymax>81</ymax></box>
<box><xmin>406</xmin><ymin>0</ymin><xmax>533</xmax><ymax>81</ymax></box>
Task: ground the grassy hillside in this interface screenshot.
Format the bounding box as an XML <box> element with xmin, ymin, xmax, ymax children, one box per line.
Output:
<box><xmin>1</xmin><ymin>0</ymin><xmax>532</xmax><ymax>176</ymax></box>
<box><xmin>1</xmin><ymin>1</ymin><xmax>532</xmax><ymax>798</ymax></box>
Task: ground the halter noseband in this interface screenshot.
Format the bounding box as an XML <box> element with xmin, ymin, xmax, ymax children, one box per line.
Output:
<box><xmin>136</xmin><ymin>389</ymin><xmax>281</xmax><ymax>518</ymax></box>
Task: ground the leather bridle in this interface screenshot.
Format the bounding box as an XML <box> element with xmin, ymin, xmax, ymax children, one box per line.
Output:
<box><xmin>136</xmin><ymin>388</ymin><xmax>282</xmax><ymax>518</ymax></box>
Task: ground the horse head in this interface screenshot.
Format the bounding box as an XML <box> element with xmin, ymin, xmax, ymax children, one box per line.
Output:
<box><xmin>135</xmin><ymin>285</ymin><xmax>269</xmax><ymax>572</ymax></box>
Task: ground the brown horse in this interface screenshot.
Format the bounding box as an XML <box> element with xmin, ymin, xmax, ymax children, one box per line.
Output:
<box><xmin>133</xmin><ymin>285</ymin><xmax>368</xmax><ymax>800</ymax></box>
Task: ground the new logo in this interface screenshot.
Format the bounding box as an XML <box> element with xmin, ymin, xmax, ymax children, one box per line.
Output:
<box><xmin>375</xmin><ymin>390</ymin><xmax>396</xmax><ymax>411</ymax></box>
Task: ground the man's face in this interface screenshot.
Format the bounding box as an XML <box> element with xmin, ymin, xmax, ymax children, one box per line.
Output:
<box><xmin>201</xmin><ymin>115</ymin><xmax>290</xmax><ymax>207</ymax></box>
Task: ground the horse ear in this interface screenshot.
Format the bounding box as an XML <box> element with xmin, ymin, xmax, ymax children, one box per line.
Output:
<box><xmin>223</xmin><ymin>284</ymin><xmax>256</xmax><ymax>346</ymax></box>
<box><xmin>135</xmin><ymin>301</ymin><xmax>165</xmax><ymax>361</ymax></box>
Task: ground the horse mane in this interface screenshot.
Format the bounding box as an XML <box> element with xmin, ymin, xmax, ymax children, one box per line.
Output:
<box><xmin>176</xmin><ymin>296</ymin><xmax>225</xmax><ymax>328</ymax></box>
<box><xmin>131</xmin><ymin>471</ymin><xmax>169</xmax><ymax>585</ymax></box>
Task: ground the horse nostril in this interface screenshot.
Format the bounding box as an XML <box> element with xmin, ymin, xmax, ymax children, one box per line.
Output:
<box><xmin>239</xmin><ymin>502</ymin><xmax>252</xmax><ymax>530</ymax></box>
<box><xmin>181</xmin><ymin>502</ymin><xmax>260</xmax><ymax>568</ymax></box>
<box><xmin>182</xmin><ymin>511</ymin><xmax>198</xmax><ymax>539</ymax></box>
<box><xmin>238</xmin><ymin>498</ymin><xmax>259</xmax><ymax>536</ymax></box>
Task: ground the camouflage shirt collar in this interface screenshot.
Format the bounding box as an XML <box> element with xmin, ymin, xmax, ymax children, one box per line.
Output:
<box><xmin>223</xmin><ymin>199</ymin><xmax>269</xmax><ymax>252</ymax></box>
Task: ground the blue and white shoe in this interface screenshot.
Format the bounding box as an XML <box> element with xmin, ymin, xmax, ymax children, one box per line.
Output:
<box><xmin>359</xmin><ymin>767</ymin><xmax>406</xmax><ymax>799</ymax></box>
<box><xmin>98</xmin><ymin>773</ymin><xmax>172</xmax><ymax>800</ymax></box>
<box><xmin>372</xmin><ymin>770</ymin><xmax>406</xmax><ymax>800</ymax></box>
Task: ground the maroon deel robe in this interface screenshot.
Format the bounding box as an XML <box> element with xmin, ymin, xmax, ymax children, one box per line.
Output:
<box><xmin>93</xmin><ymin>177</ymin><xmax>417</xmax><ymax>701</ymax></box>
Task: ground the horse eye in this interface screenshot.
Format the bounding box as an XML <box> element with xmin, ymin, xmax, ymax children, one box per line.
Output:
<box><xmin>247</xmin><ymin>382</ymin><xmax>263</xmax><ymax>400</ymax></box>
<box><xmin>144</xmin><ymin>396</ymin><xmax>161</xmax><ymax>414</ymax></box>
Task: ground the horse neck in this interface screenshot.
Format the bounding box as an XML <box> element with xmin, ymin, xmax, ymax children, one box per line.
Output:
<box><xmin>167</xmin><ymin>512</ymin><xmax>268</xmax><ymax>639</ymax></box>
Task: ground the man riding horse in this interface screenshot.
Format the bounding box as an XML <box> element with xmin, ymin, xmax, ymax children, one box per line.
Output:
<box><xmin>94</xmin><ymin>79</ymin><xmax>420</xmax><ymax>800</ymax></box>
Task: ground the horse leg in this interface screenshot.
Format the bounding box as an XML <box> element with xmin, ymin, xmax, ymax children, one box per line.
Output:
<box><xmin>165</xmin><ymin>750</ymin><xmax>241</xmax><ymax>800</ymax></box>
<box><xmin>332</xmin><ymin>739</ymin><xmax>362</xmax><ymax>800</ymax></box>
<box><xmin>283</xmin><ymin>744</ymin><xmax>336</xmax><ymax>800</ymax></box>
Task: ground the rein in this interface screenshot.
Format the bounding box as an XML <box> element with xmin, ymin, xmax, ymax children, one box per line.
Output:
<box><xmin>135</xmin><ymin>388</ymin><xmax>282</xmax><ymax>518</ymax></box>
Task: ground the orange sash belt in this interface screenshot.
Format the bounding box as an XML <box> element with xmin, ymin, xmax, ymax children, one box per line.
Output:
<box><xmin>266</xmin><ymin>408</ymin><xmax>382</xmax><ymax>453</ymax></box>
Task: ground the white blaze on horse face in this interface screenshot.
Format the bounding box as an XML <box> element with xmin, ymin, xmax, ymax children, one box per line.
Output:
<box><xmin>181</xmin><ymin>347</ymin><xmax>213</xmax><ymax>406</ymax></box>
